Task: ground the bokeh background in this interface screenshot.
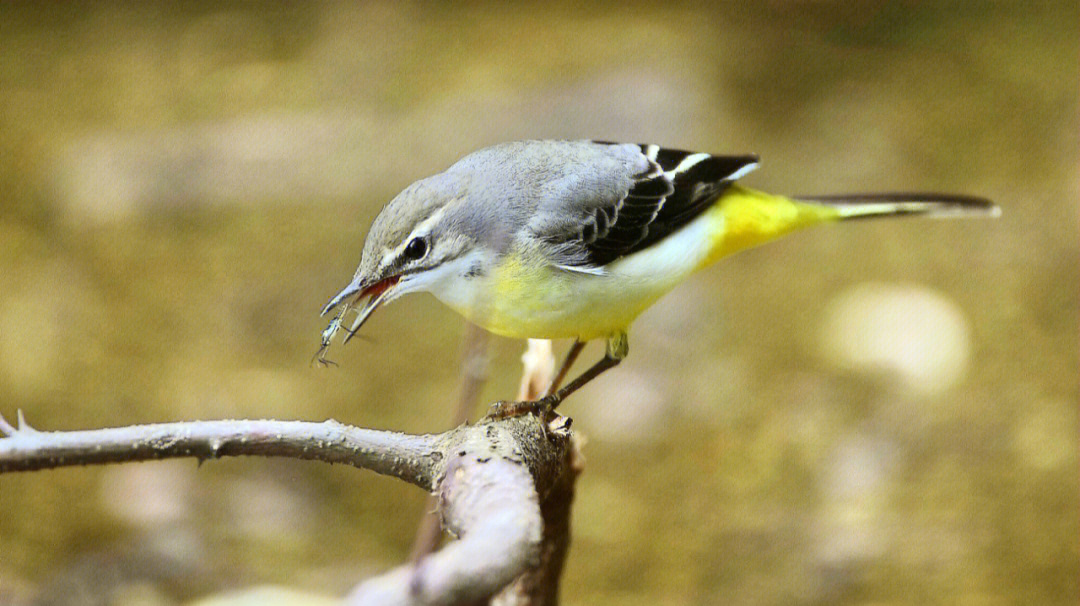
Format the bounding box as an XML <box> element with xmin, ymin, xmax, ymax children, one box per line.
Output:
<box><xmin>0</xmin><ymin>2</ymin><xmax>1076</xmax><ymax>605</ymax></box>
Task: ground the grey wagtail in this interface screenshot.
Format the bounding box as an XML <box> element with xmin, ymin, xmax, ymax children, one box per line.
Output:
<box><xmin>317</xmin><ymin>140</ymin><xmax>998</xmax><ymax>412</ymax></box>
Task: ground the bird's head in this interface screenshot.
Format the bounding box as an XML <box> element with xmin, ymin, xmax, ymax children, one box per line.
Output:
<box><xmin>319</xmin><ymin>174</ymin><xmax>489</xmax><ymax>343</ymax></box>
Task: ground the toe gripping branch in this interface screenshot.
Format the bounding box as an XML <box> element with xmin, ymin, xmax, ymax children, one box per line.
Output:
<box><xmin>486</xmin><ymin>331</ymin><xmax>628</xmax><ymax>422</ymax></box>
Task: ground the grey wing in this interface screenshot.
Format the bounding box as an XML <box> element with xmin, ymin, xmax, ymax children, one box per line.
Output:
<box><xmin>532</xmin><ymin>142</ymin><xmax>759</xmax><ymax>271</ymax></box>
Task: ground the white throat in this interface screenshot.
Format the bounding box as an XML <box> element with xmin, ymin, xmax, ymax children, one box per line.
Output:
<box><xmin>394</xmin><ymin>250</ymin><xmax>493</xmax><ymax>310</ymax></box>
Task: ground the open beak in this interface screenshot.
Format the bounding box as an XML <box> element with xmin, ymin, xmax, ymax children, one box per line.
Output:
<box><xmin>320</xmin><ymin>275</ymin><xmax>400</xmax><ymax>344</ymax></box>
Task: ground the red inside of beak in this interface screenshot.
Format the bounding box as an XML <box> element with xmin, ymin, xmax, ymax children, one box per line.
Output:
<box><xmin>358</xmin><ymin>275</ymin><xmax>400</xmax><ymax>302</ymax></box>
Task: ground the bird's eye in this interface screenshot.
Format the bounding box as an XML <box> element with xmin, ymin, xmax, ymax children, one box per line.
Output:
<box><xmin>403</xmin><ymin>237</ymin><xmax>428</xmax><ymax>261</ymax></box>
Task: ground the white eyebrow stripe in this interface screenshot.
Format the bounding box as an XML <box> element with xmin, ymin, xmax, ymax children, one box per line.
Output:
<box><xmin>410</xmin><ymin>203</ymin><xmax>452</xmax><ymax>239</ymax></box>
<box><xmin>381</xmin><ymin>202</ymin><xmax>454</xmax><ymax>266</ymax></box>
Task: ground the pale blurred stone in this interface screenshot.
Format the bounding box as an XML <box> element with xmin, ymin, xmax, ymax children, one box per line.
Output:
<box><xmin>576</xmin><ymin>370</ymin><xmax>668</xmax><ymax>442</ymax></box>
<box><xmin>189</xmin><ymin>586</ymin><xmax>339</xmax><ymax>606</ymax></box>
<box><xmin>818</xmin><ymin>282</ymin><xmax>971</xmax><ymax>396</ymax></box>
<box><xmin>100</xmin><ymin>460</ymin><xmax>195</xmax><ymax>527</ymax></box>
<box><xmin>814</xmin><ymin>430</ymin><xmax>899</xmax><ymax>565</ymax></box>
<box><xmin>225</xmin><ymin>476</ymin><xmax>312</xmax><ymax>540</ymax></box>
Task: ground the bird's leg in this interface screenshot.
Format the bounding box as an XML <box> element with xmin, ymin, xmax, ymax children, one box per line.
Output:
<box><xmin>487</xmin><ymin>332</ymin><xmax>627</xmax><ymax>420</ymax></box>
<box><xmin>545</xmin><ymin>340</ymin><xmax>585</xmax><ymax>396</ymax></box>
<box><xmin>543</xmin><ymin>332</ymin><xmax>627</xmax><ymax>411</ymax></box>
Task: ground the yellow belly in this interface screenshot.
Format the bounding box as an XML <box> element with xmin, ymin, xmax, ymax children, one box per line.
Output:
<box><xmin>467</xmin><ymin>256</ymin><xmax>680</xmax><ymax>341</ymax></box>
<box><xmin>434</xmin><ymin>186</ymin><xmax>840</xmax><ymax>341</ymax></box>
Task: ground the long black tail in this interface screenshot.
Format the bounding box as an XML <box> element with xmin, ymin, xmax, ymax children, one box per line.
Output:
<box><xmin>795</xmin><ymin>193</ymin><xmax>1000</xmax><ymax>220</ymax></box>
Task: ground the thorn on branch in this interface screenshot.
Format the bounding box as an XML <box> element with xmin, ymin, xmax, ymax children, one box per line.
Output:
<box><xmin>17</xmin><ymin>410</ymin><xmax>37</xmax><ymax>433</ymax></box>
<box><xmin>0</xmin><ymin>410</ymin><xmax>38</xmax><ymax>438</ymax></box>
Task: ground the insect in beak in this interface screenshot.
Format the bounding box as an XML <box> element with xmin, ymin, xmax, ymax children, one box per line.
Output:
<box><xmin>314</xmin><ymin>275</ymin><xmax>401</xmax><ymax>365</ymax></box>
<box><xmin>340</xmin><ymin>276</ymin><xmax>399</xmax><ymax>344</ymax></box>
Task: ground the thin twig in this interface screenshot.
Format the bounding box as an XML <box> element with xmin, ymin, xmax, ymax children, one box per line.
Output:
<box><xmin>518</xmin><ymin>339</ymin><xmax>556</xmax><ymax>401</ymax></box>
<box><xmin>0</xmin><ymin>416</ymin><xmax>438</xmax><ymax>488</ymax></box>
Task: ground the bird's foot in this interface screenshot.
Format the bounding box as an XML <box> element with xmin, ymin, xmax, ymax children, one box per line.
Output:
<box><xmin>485</xmin><ymin>394</ymin><xmax>561</xmax><ymax>422</ymax></box>
<box><xmin>484</xmin><ymin>395</ymin><xmax>573</xmax><ymax>439</ymax></box>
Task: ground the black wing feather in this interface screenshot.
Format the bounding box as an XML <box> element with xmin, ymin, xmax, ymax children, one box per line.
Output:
<box><xmin>582</xmin><ymin>143</ymin><xmax>757</xmax><ymax>267</ymax></box>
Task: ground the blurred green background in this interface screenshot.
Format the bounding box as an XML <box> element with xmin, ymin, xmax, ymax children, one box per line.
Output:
<box><xmin>0</xmin><ymin>2</ymin><xmax>1076</xmax><ymax>605</ymax></box>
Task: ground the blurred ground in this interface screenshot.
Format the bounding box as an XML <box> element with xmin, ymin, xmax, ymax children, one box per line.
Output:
<box><xmin>0</xmin><ymin>2</ymin><xmax>1076</xmax><ymax>605</ymax></box>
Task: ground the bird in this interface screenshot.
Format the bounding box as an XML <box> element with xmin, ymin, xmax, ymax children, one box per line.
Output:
<box><xmin>317</xmin><ymin>140</ymin><xmax>998</xmax><ymax>413</ymax></box>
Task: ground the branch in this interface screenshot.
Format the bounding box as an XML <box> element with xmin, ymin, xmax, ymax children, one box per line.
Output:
<box><xmin>0</xmin><ymin>413</ymin><xmax>438</xmax><ymax>489</ymax></box>
<box><xmin>491</xmin><ymin>431</ymin><xmax>582</xmax><ymax>606</ymax></box>
<box><xmin>350</xmin><ymin>414</ymin><xmax>572</xmax><ymax>606</ymax></box>
<box><xmin>353</xmin><ymin>339</ymin><xmax>578</xmax><ymax>606</ymax></box>
<box><xmin>0</xmin><ymin>406</ymin><xmax>576</xmax><ymax>606</ymax></box>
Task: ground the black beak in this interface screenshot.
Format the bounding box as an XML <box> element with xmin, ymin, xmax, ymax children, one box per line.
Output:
<box><xmin>321</xmin><ymin>278</ymin><xmax>364</xmax><ymax>317</ymax></box>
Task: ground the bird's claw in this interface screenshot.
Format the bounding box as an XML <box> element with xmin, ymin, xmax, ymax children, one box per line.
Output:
<box><xmin>485</xmin><ymin>394</ymin><xmax>561</xmax><ymax>421</ymax></box>
<box><xmin>484</xmin><ymin>396</ymin><xmax>573</xmax><ymax>440</ymax></box>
